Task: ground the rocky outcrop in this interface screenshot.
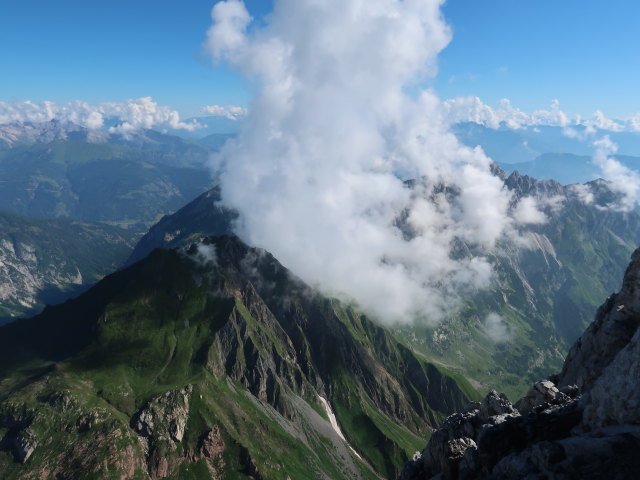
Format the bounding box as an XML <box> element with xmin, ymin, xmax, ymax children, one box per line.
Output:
<box><xmin>132</xmin><ymin>385</ymin><xmax>193</xmax><ymax>479</ymax></box>
<box><xmin>399</xmin><ymin>247</ymin><xmax>640</xmax><ymax>480</ymax></box>
<box><xmin>133</xmin><ymin>385</ymin><xmax>192</xmax><ymax>445</ymax></box>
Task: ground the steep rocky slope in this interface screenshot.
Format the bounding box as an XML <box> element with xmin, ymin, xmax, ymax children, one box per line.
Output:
<box><xmin>0</xmin><ymin>236</ymin><xmax>477</xmax><ymax>479</ymax></box>
<box><xmin>0</xmin><ymin>210</ymin><xmax>137</xmax><ymax>323</ymax></box>
<box><xmin>401</xmin><ymin>171</ymin><xmax>640</xmax><ymax>396</ymax></box>
<box><xmin>128</xmin><ymin>172</ymin><xmax>640</xmax><ymax>397</ymax></box>
<box><xmin>399</xmin><ymin>247</ymin><xmax>640</xmax><ymax>479</ymax></box>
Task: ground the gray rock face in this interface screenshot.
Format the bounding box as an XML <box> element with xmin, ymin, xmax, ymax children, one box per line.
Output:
<box><xmin>515</xmin><ymin>380</ymin><xmax>568</xmax><ymax>415</ymax></box>
<box><xmin>558</xmin><ymin>249</ymin><xmax>640</xmax><ymax>390</ymax></box>
<box><xmin>13</xmin><ymin>430</ymin><xmax>37</xmax><ymax>464</ymax></box>
<box><xmin>399</xmin><ymin>247</ymin><xmax>640</xmax><ymax>480</ymax></box>
<box><xmin>584</xmin><ymin>325</ymin><xmax>640</xmax><ymax>428</ymax></box>
<box><xmin>133</xmin><ymin>385</ymin><xmax>192</xmax><ymax>445</ymax></box>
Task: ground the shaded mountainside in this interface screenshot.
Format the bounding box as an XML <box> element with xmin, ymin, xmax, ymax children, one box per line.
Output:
<box><xmin>0</xmin><ymin>236</ymin><xmax>477</xmax><ymax>479</ymax></box>
<box><xmin>400</xmin><ymin>171</ymin><xmax>640</xmax><ymax>397</ymax></box>
<box><xmin>399</xmin><ymin>246</ymin><xmax>640</xmax><ymax>480</ymax></box>
<box><xmin>127</xmin><ymin>187</ymin><xmax>236</xmax><ymax>265</ymax></box>
<box><xmin>0</xmin><ymin>122</ymin><xmax>216</xmax><ymax>228</ymax></box>
<box><xmin>0</xmin><ymin>210</ymin><xmax>137</xmax><ymax>323</ymax></box>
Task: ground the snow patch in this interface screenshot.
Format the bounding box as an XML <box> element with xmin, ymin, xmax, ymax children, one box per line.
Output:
<box><xmin>318</xmin><ymin>396</ymin><xmax>363</xmax><ymax>461</ymax></box>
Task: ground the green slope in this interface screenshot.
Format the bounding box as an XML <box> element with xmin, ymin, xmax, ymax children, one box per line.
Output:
<box><xmin>0</xmin><ymin>236</ymin><xmax>476</xmax><ymax>479</ymax></box>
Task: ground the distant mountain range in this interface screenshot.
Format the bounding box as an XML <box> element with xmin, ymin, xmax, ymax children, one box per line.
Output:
<box><xmin>0</xmin><ymin>121</ymin><xmax>218</xmax><ymax>229</ymax></box>
<box><xmin>498</xmin><ymin>152</ymin><xmax>640</xmax><ymax>185</ymax></box>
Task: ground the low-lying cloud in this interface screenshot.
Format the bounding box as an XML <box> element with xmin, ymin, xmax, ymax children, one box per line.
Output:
<box><xmin>592</xmin><ymin>136</ymin><xmax>640</xmax><ymax>211</ymax></box>
<box><xmin>0</xmin><ymin>97</ymin><xmax>200</xmax><ymax>132</ymax></box>
<box><xmin>205</xmin><ymin>0</ymin><xmax>546</xmax><ymax>325</ymax></box>
<box><xmin>483</xmin><ymin>313</ymin><xmax>512</xmax><ymax>343</ymax></box>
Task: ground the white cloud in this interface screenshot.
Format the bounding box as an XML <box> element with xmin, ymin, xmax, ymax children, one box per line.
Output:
<box><xmin>205</xmin><ymin>0</ymin><xmax>543</xmax><ymax>325</ymax></box>
<box><xmin>483</xmin><ymin>313</ymin><xmax>512</xmax><ymax>343</ymax></box>
<box><xmin>538</xmin><ymin>194</ymin><xmax>566</xmax><ymax>214</ymax></box>
<box><xmin>628</xmin><ymin>113</ymin><xmax>640</xmax><ymax>132</ymax></box>
<box><xmin>569</xmin><ymin>184</ymin><xmax>595</xmax><ymax>205</ymax></box>
<box><xmin>202</xmin><ymin>104</ymin><xmax>248</xmax><ymax>120</ymax></box>
<box><xmin>588</xmin><ymin>110</ymin><xmax>624</xmax><ymax>132</ymax></box>
<box><xmin>0</xmin><ymin>97</ymin><xmax>200</xmax><ymax>132</ymax></box>
<box><xmin>194</xmin><ymin>243</ymin><xmax>218</xmax><ymax>266</ymax></box>
<box><xmin>592</xmin><ymin>136</ymin><xmax>640</xmax><ymax>211</ymax></box>
<box><xmin>444</xmin><ymin>96</ymin><xmax>640</xmax><ymax>133</ymax></box>
<box><xmin>512</xmin><ymin>196</ymin><xmax>547</xmax><ymax>225</ymax></box>
<box><xmin>443</xmin><ymin>97</ymin><xmax>571</xmax><ymax>130</ymax></box>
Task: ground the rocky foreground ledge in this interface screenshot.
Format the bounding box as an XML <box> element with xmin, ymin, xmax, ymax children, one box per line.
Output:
<box><xmin>400</xmin><ymin>249</ymin><xmax>640</xmax><ymax>480</ymax></box>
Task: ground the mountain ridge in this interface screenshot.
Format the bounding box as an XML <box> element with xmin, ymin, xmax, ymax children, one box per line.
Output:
<box><xmin>0</xmin><ymin>235</ymin><xmax>477</xmax><ymax>479</ymax></box>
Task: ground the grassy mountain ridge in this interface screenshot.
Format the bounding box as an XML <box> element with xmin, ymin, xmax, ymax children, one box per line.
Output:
<box><xmin>0</xmin><ymin>236</ymin><xmax>477</xmax><ymax>479</ymax></box>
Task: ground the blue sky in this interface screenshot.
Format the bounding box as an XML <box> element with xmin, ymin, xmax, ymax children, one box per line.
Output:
<box><xmin>1</xmin><ymin>0</ymin><xmax>638</xmax><ymax>118</ymax></box>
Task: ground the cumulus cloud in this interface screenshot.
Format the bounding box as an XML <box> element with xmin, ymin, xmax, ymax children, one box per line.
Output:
<box><xmin>483</xmin><ymin>313</ymin><xmax>512</xmax><ymax>343</ymax></box>
<box><xmin>444</xmin><ymin>96</ymin><xmax>640</xmax><ymax>133</ymax></box>
<box><xmin>0</xmin><ymin>97</ymin><xmax>200</xmax><ymax>132</ymax></box>
<box><xmin>512</xmin><ymin>197</ymin><xmax>547</xmax><ymax>225</ymax></box>
<box><xmin>569</xmin><ymin>184</ymin><xmax>595</xmax><ymax>205</ymax></box>
<box><xmin>202</xmin><ymin>104</ymin><xmax>248</xmax><ymax>120</ymax></box>
<box><xmin>592</xmin><ymin>136</ymin><xmax>640</xmax><ymax>211</ymax></box>
<box><xmin>588</xmin><ymin>111</ymin><xmax>624</xmax><ymax>132</ymax></box>
<box><xmin>205</xmin><ymin>0</ymin><xmax>544</xmax><ymax>325</ymax></box>
<box><xmin>443</xmin><ymin>97</ymin><xmax>571</xmax><ymax>130</ymax></box>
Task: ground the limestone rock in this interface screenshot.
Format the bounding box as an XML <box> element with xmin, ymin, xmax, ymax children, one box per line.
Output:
<box><xmin>13</xmin><ymin>430</ymin><xmax>37</xmax><ymax>464</ymax></box>
<box><xmin>515</xmin><ymin>380</ymin><xmax>569</xmax><ymax>415</ymax></box>
<box><xmin>478</xmin><ymin>391</ymin><xmax>517</xmax><ymax>421</ymax></box>
<box><xmin>583</xmin><ymin>325</ymin><xmax>640</xmax><ymax>428</ymax></box>
<box><xmin>133</xmin><ymin>385</ymin><xmax>192</xmax><ymax>446</ymax></box>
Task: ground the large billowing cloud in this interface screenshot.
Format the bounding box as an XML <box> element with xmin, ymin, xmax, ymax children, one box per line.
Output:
<box><xmin>205</xmin><ymin>0</ymin><xmax>544</xmax><ymax>324</ymax></box>
<box><xmin>0</xmin><ymin>97</ymin><xmax>200</xmax><ymax>132</ymax></box>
